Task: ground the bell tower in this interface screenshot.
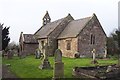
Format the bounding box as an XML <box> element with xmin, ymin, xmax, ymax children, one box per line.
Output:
<box><xmin>43</xmin><ymin>11</ymin><xmax>51</xmax><ymax>26</ymax></box>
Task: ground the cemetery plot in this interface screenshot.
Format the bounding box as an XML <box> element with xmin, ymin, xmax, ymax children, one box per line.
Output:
<box><xmin>2</xmin><ymin>55</ymin><xmax>118</xmax><ymax>78</ymax></box>
<box><xmin>72</xmin><ymin>64</ymin><xmax>120</xmax><ymax>79</ymax></box>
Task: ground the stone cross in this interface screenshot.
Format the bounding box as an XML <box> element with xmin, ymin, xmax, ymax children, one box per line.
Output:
<box><xmin>91</xmin><ymin>49</ymin><xmax>98</xmax><ymax>64</ymax></box>
<box><xmin>53</xmin><ymin>49</ymin><xmax>64</xmax><ymax>79</ymax></box>
<box><xmin>92</xmin><ymin>49</ymin><xmax>96</xmax><ymax>61</ymax></box>
<box><xmin>39</xmin><ymin>43</ymin><xmax>51</xmax><ymax>69</ymax></box>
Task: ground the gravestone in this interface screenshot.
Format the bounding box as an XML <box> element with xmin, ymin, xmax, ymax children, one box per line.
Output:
<box><xmin>35</xmin><ymin>49</ymin><xmax>41</xmax><ymax>59</ymax></box>
<box><xmin>91</xmin><ymin>49</ymin><xmax>98</xmax><ymax>64</ymax></box>
<box><xmin>19</xmin><ymin>51</ymin><xmax>26</xmax><ymax>59</ymax></box>
<box><xmin>7</xmin><ymin>49</ymin><xmax>13</xmax><ymax>59</ymax></box>
<box><xmin>104</xmin><ymin>47</ymin><xmax>107</xmax><ymax>58</ymax></box>
<box><xmin>53</xmin><ymin>49</ymin><xmax>64</xmax><ymax>79</ymax></box>
<box><xmin>39</xmin><ymin>43</ymin><xmax>51</xmax><ymax>69</ymax></box>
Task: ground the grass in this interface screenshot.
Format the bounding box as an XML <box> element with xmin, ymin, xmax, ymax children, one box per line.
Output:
<box><xmin>2</xmin><ymin>55</ymin><xmax>118</xmax><ymax>78</ymax></box>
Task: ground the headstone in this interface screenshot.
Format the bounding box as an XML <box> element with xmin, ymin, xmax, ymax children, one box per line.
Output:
<box><xmin>39</xmin><ymin>43</ymin><xmax>52</xmax><ymax>69</ymax></box>
<box><xmin>53</xmin><ymin>49</ymin><xmax>64</xmax><ymax>79</ymax></box>
<box><xmin>7</xmin><ymin>50</ymin><xmax>13</xmax><ymax>59</ymax></box>
<box><xmin>104</xmin><ymin>47</ymin><xmax>107</xmax><ymax>58</ymax></box>
<box><xmin>91</xmin><ymin>49</ymin><xmax>98</xmax><ymax>64</ymax></box>
<box><xmin>55</xmin><ymin>49</ymin><xmax>62</xmax><ymax>62</ymax></box>
<box><xmin>19</xmin><ymin>51</ymin><xmax>26</xmax><ymax>59</ymax></box>
<box><xmin>92</xmin><ymin>49</ymin><xmax>96</xmax><ymax>61</ymax></box>
<box><xmin>35</xmin><ymin>49</ymin><xmax>41</xmax><ymax>59</ymax></box>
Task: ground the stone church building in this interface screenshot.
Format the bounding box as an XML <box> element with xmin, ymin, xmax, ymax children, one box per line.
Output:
<box><xmin>19</xmin><ymin>32</ymin><xmax>38</xmax><ymax>56</ymax></box>
<box><xmin>34</xmin><ymin>11</ymin><xmax>107</xmax><ymax>58</ymax></box>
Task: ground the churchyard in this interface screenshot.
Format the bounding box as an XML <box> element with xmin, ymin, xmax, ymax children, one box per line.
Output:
<box><xmin>2</xmin><ymin>54</ymin><xmax>118</xmax><ymax>78</ymax></box>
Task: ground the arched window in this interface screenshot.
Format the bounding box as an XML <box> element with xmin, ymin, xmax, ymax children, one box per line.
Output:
<box><xmin>66</xmin><ymin>40</ymin><xmax>71</xmax><ymax>50</ymax></box>
<box><xmin>90</xmin><ymin>34</ymin><xmax>95</xmax><ymax>45</ymax></box>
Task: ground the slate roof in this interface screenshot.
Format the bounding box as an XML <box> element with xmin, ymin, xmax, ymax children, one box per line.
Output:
<box><xmin>23</xmin><ymin>34</ymin><xmax>38</xmax><ymax>43</ymax></box>
<box><xmin>57</xmin><ymin>16</ymin><xmax>92</xmax><ymax>39</ymax></box>
<box><xmin>34</xmin><ymin>18</ymin><xmax>64</xmax><ymax>39</ymax></box>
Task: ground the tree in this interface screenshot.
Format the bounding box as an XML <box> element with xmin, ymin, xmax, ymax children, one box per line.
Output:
<box><xmin>8</xmin><ymin>41</ymin><xmax>19</xmax><ymax>50</ymax></box>
<box><xmin>1</xmin><ymin>23</ymin><xmax>10</xmax><ymax>50</ymax></box>
<box><xmin>107</xmin><ymin>37</ymin><xmax>118</xmax><ymax>55</ymax></box>
<box><xmin>112</xmin><ymin>29</ymin><xmax>120</xmax><ymax>65</ymax></box>
<box><xmin>112</xmin><ymin>29</ymin><xmax>120</xmax><ymax>50</ymax></box>
<box><xmin>115</xmin><ymin>29</ymin><xmax>120</xmax><ymax>48</ymax></box>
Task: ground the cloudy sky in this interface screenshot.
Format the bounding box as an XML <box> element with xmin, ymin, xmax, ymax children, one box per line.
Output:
<box><xmin>0</xmin><ymin>0</ymin><xmax>119</xmax><ymax>43</ymax></box>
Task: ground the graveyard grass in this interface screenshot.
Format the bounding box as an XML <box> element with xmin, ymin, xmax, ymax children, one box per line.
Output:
<box><xmin>3</xmin><ymin>55</ymin><xmax>118</xmax><ymax>78</ymax></box>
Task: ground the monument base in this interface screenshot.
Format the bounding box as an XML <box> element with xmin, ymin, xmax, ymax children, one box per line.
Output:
<box><xmin>53</xmin><ymin>62</ymin><xmax>64</xmax><ymax>79</ymax></box>
<box><xmin>39</xmin><ymin>59</ymin><xmax>52</xmax><ymax>69</ymax></box>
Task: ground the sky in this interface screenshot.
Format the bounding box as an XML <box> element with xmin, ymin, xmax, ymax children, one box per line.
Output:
<box><xmin>119</xmin><ymin>1</ymin><xmax>120</xmax><ymax>29</ymax></box>
<box><xmin>0</xmin><ymin>0</ymin><xmax>119</xmax><ymax>43</ymax></box>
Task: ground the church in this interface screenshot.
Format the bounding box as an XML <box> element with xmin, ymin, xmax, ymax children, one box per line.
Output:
<box><xmin>34</xmin><ymin>11</ymin><xmax>107</xmax><ymax>58</ymax></box>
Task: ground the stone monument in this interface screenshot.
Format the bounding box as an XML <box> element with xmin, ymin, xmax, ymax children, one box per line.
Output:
<box><xmin>39</xmin><ymin>43</ymin><xmax>51</xmax><ymax>69</ymax></box>
<box><xmin>53</xmin><ymin>49</ymin><xmax>64</xmax><ymax>79</ymax></box>
<box><xmin>7</xmin><ymin>49</ymin><xmax>13</xmax><ymax>59</ymax></box>
<box><xmin>35</xmin><ymin>49</ymin><xmax>41</xmax><ymax>59</ymax></box>
<box><xmin>104</xmin><ymin>47</ymin><xmax>107</xmax><ymax>58</ymax></box>
<box><xmin>91</xmin><ymin>49</ymin><xmax>98</xmax><ymax>64</ymax></box>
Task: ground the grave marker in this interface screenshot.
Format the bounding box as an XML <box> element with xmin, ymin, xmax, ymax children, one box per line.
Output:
<box><xmin>91</xmin><ymin>49</ymin><xmax>98</xmax><ymax>64</ymax></box>
<box><xmin>53</xmin><ymin>49</ymin><xmax>64</xmax><ymax>79</ymax></box>
<box><xmin>39</xmin><ymin>43</ymin><xmax>51</xmax><ymax>69</ymax></box>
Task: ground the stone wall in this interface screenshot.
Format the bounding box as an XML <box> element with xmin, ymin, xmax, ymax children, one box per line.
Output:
<box><xmin>78</xmin><ymin>15</ymin><xmax>106</xmax><ymax>57</ymax></box>
<box><xmin>23</xmin><ymin>43</ymin><xmax>38</xmax><ymax>55</ymax></box>
<box><xmin>58</xmin><ymin>38</ymin><xmax>78</xmax><ymax>58</ymax></box>
<box><xmin>48</xmin><ymin>15</ymin><xmax>74</xmax><ymax>56</ymax></box>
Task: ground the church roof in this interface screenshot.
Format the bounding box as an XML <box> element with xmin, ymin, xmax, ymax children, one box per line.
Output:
<box><xmin>34</xmin><ymin>13</ymin><xmax>106</xmax><ymax>40</ymax></box>
<box><xmin>23</xmin><ymin>34</ymin><xmax>38</xmax><ymax>43</ymax></box>
<box><xmin>57</xmin><ymin>16</ymin><xmax>92</xmax><ymax>39</ymax></box>
<box><xmin>34</xmin><ymin>18</ymin><xmax>64</xmax><ymax>39</ymax></box>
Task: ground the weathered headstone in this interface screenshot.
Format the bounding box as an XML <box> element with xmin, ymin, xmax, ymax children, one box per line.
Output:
<box><xmin>35</xmin><ymin>49</ymin><xmax>41</xmax><ymax>59</ymax></box>
<box><xmin>91</xmin><ymin>49</ymin><xmax>98</xmax><ymax>64</ymax></box>
<box><xmin>53</xmin><ymin>49</ymin><xmax>64</xmax><ymax>79</ymax></box>
<box><xmin>39</xmin><ymin>43</ymin><xmax>51</xmax><ymax>69</ymax></box>
<box><xmin>92</xmin><ymin>49</ymin><xmax>96</xmax><ymax>60</ymax></box>
<box><xmin>19</xmin><ymin>51</ymin><xmax>26</xmax><ymax>59</ymax></box>
<box><xmin>7</xmin><ymin>49</ymin><xmax>13</xmax><ymax>59</ymax></box>
<box><xmin>104</xmin><ymin>47</ymin><xmax>107</xmax><ymax>58</ymax></box>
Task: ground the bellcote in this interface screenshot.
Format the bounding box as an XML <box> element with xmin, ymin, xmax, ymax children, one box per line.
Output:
<box><xmin>42</xmin><ymin>11</ymin><xmax>51</xmax><ymax>26</ymax></box>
